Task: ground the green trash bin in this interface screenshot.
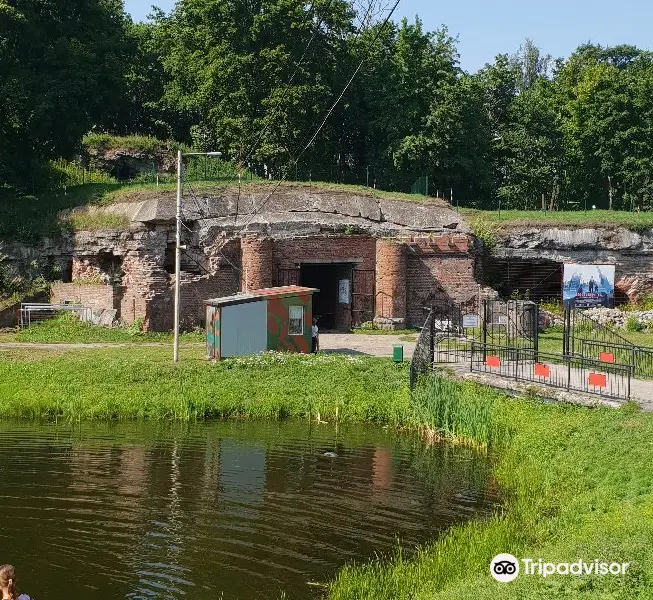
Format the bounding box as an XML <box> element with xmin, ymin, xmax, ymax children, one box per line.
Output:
<box><xmin>392</xmin><ymin>344</ymin><xmax>404</xmax><ymax>363</ymax></box>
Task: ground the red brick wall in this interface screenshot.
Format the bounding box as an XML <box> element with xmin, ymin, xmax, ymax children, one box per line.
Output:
<box><xmin>179</xmin><ymin>270</ymin><xmax>240</xmax><ymax>329</ymax></box>
<box><xmin>275</xmin><ymin>236</ymin><xmax>376</xmax><ymax>270</ymax></box>
<box><xmin>50</xmin><ymin>282</ymin><xmax>118</xmax><ymax>314</ymax></box>
<box><xmin>375</xmin><ymin>239</ymin><xmax>406</xmax><ymax>322</ymax></box>
<box><xmin>405</xmin><ymin>235</ymin><xmax>479</xmax><ymax>327</ymax></box>
<box><xmin>119</xmin><ymin>253</ymin><xmax>168</xmax><ymax>331</ymax></box>
<box><xmin>71</xmin><ymin>258</ymin><xmax>106</xmax><ymax>282</ymax></box>
<box><xmin>241</xmin><ymin>237</ymin><xmax>275</xmax><ymax>291</ymax></box>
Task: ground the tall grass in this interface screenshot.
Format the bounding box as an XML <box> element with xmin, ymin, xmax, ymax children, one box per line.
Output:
<box><xmin>49</xmin><ymin>158</ymin><xmax>115</xmax><ymax>186</ymax></box>
<box><xmin>411</xmin><ymin>376</ymin><xmax>508</xmax><ymax>448</ymax></box>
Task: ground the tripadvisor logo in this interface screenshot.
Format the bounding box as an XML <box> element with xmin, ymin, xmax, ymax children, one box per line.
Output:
<box><xmin>490</xmin><ymin>554</ymin><xmax>630</xmax><ymax>583</ymax></box>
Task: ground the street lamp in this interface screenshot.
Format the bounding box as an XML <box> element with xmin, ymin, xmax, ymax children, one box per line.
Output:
<box><xmin>174</xmin><ymin>150</ymin><xmax>222</xmax><ymax>363</ymax></box>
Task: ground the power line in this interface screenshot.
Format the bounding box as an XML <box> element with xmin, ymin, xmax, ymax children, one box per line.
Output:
<box><xmin>205</xmin><ymin>0</ymin><xmax>335</xmax><ymax>196</ymax></box>
<box><xmin>176</xmin><ymin>0</ymin><xmax>402</xmax><ymax>270</ymax></box>
<box><xmin>232</xmin><ymin>0</ymin><xmax>402</xmax><ymax>236</ymax></box>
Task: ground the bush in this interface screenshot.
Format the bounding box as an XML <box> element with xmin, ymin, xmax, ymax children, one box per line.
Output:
<box><xmin>625</xmin><ymin>314</ymin><xmax>642</xmax><ymax>332</ymax></box>
<box><xmin>539</xmin><ymin>300</ymin><xmax>563</xmax><ymax>316</ymax></box>
<box><xmin>82</xmin><ymin>133</ymin><xmax>181</xmax><ymax>155</ymax></box>
<box><xmin>470</xmin><ymin>216</ymin><xmax>497</xmax><ymax>253</ymax></box>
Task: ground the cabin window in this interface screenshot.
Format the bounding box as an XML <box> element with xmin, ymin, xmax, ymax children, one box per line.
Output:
<box><xmin>288</xmin><ymin>305</ymin><xmax>304</xmax><ymax>335</ymax></box>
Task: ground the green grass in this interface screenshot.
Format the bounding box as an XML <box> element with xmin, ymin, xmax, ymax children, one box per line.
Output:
<box><xmin>329</xmin><ymin>382</ymin><xmax>653</xmax><ymax>599</ymax></box>
<box><xmin>64</xmin><ymin>210</ymin><xmax>129</xmax><ymax>231</ymax></box>
<box><xmin>462</xmin><ymin>208</ymin><xmax>653</xmax><ymax>231</ymax></box>
<box><xmin>0</xmin><ymin>316</ymin><xmax>204</xmax><ymax>344</ymax></box>
<box><xmin>0</xmin><ymin>346</ymin><xmax>411</xmax><ymax>422</ymax></box>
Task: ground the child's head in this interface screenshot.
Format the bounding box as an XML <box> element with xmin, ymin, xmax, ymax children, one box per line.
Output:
<box><xmin>0</xmin><ymin>564</ymin><xmax>16</xmax><ymax>598</ymax></box>
<box><xmin>312</xmin><ymin>318</ymin><xmax>317</xmax><ymax>325</ymax></box>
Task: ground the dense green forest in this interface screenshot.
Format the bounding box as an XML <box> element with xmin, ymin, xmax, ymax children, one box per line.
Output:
<box><xmin>2</xmin><ymin>0</ymin><xmax>653</xmax><ymax>210</ymax></box>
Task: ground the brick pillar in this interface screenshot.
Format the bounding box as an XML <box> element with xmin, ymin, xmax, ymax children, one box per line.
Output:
<box><xmin>241</xmin><ymin>237</ymin><xmax>275</xmax><ymax>291</ymax></box>
<box><xmin>375</xmin><ymin>239</ymin><xmax>406</xmax><ymax>328</ymax></box>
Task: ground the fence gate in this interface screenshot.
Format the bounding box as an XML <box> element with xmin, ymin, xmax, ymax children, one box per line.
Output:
<box><xmin>352</xmin><ymin>268</ymin><xmax>375</xmax><ymax>326</ymax></box>
<box><xmin>432</xmin><ymin>298</ymin><xmax>481</xmax><ymax>363</ymax></box>
<box><xmin>431</xmin><ymin>298</ymin><xmax>539</xmax><ymax>363</ymax></box>
<box><xmin>564</xmin><ymin>308</ymin><xmax>653</xmax><ymax>379</ymax></box>
<box><xmin>483</xmin><ymin>299</ymin><xmax>539</xmax><ymax>350</ymax></box>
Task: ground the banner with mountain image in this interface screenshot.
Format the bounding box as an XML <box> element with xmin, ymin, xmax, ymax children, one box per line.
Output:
<box><xmin>563</xmin><ymin>264</ymin><xmax>615</xmax><ymax>309</ymax></box>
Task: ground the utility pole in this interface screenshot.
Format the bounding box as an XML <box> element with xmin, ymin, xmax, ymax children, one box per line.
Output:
<box><xmin>173</xmin><ymin>150</ymin><xmax>183</xmax><ymax>364</ymax></box>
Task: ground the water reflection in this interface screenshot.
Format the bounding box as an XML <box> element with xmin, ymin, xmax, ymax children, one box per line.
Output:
<box><xmin>0</xmin><ymin>422</ymin><xmax>499</xmax><ymax>600</ymax></box>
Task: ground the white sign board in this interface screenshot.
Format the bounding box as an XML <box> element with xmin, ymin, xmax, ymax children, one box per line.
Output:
<box><xmin>494</xmin><ymin>315</ymin><xmax>509</xmax><ymax>326</ymax></box>
<box><xmin>462</xmin><ymin>314</ymin><xmax>479</xmax><ymax>328</ymax></box>
<box><xmin>338</xmin><ymin>279</ymin><xmax>350</xmax><ymax>304</ymax></box>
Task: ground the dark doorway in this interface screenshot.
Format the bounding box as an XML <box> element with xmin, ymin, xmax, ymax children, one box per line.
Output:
<box><xmin>483</xmin><ymin>258</ymin><xmax>563</xmax><ymax>303</ymax></box>
<box><xmin>300</xmin><ymin>263</ymin><xmax>353</xmax><ymax>330</ymax></box>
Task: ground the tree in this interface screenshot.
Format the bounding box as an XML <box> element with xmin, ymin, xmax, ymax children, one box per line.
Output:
<box><xmin>0</xmin><ymin>0</ymin><xmax>129</xmax><ymax>188</ymax></box>
<box><xmin>497</xmin><ymin>80</ymin><xmax>565</xmax><ymax>210</ymax></box>
<box><xmin>510</xmin><ymin>38</ymin><xmax>552</xmax><ymax>91</ymax></box>
<box><xmin>156</xmin><ymin>0</ymin><xmax>355</xmax><ymax>173</ymax></box>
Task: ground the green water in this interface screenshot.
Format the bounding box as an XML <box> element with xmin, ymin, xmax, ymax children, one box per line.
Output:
<box><xmin>0</xmin><ymin>421</ymin><xmax>499</xmax><ymax>600</ymax></box>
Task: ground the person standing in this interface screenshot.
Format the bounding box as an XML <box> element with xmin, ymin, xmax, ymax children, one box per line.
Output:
<box><xmin>0</xmin><ymin>565</ymin><xmax>32</xmax><ymax>600</ymax></box>
<box><xmin>311</xmin><ymin>318</ymin><xmax>319</xmax><ymax>353</ymax></box>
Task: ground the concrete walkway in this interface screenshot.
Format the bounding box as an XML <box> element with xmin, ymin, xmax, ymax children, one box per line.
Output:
<box><xmin>0</xmin><ymin>333</ymin><xmax>418</xmax><ymax>358</ymax></box>
<box><xmin>444</xmin><ymin>360</ymin><xmax>653</xmax><ymax>411</ymax></box>
<box><xmin>319</xmin><ymin>333</ymin><xmax>417</xmax><ymax>358</ymax></box>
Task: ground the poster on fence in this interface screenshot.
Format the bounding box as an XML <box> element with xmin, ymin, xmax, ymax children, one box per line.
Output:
<box><xmin>563</xmin><ymin>264</ymin><xmax>615</xmax><ymax>309</ymax></box>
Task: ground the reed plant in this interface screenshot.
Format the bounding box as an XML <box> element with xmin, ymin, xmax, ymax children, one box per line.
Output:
<box><xmin>411</xmin><ymin>375</ymin><xmax>508</xmax><ymax>448</ymax></box>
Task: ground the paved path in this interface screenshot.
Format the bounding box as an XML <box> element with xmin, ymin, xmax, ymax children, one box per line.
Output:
<box><xmin>319</xmin><ymin>333</ymin><xmax>417</xmax><ymax>358</ymax></box>
<box><xmin>0</xmin><ymin>334</ymin><xmax>418</xmax><ymax>358</ymax></box>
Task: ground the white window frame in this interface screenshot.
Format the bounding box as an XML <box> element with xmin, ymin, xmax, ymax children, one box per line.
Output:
<box><xmin>288</xmin><ymin>305</ymin><xmax>304</xmax><ymax>336</ymax></box>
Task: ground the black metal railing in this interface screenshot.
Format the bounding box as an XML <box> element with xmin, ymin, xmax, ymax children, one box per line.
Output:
<box><xmin>564</xmin><ymin>308</ymin><xmax>653</xmax><ymax>379</ymax></box>
<box><xmin>470</xmin><ymin>341</ymin><xmax>632</xmax><ymax>401</ymax></box>
<box><xmin>578</xmin><ymin>339</ymin><xmax>653</xmax><ymax>380</ymax></box>
<box><xmin>566</xmin><ymin>308</ymin><xmax>633</xmax><ymax>355</ymax></box>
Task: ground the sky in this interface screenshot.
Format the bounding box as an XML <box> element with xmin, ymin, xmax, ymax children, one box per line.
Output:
<box><xmin>124</xmin><ymin>0</ymin><xmax>651</xmax><ymax>73</ymax></box>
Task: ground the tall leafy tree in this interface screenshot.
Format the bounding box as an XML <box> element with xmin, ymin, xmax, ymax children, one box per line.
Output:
<box><xmin>497</xmin><ymin>79</ymin><xmax>565</xmax><ymax>210</ymax></box>
<box><xmin>0</xmin><ymin>0</ymin><xmax>129</xmax><ymax>188</ymax></box>
<box><xmin>156</xmin><ymin>0</ymin><xmax>355</xmax><ymax>173</ymax></box>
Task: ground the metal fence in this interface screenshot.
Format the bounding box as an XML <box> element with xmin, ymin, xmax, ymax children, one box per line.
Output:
<box><xmin>432</xmin><ymin>298</ymin><xmax>539</xmax><ymax>364</ymax></box>
<box><xmin>565</xmin><ymin>308</ymin><xmax>632</xmax><ymax>355</ymax></box>
<box><xmin>565</xmin><ymin>308</ymin><xmax>653</xmax><ymax>379</ymax></box>
<box><xmin>470</xmin><ymin>341</ymin><xmax>632</xmax><ymax>401</ymax></box>
<box><xmin>20</xmin><ymin>303</ymin><xmax>91</xmax><ymax>328</ymax></box>
<box><xmin>578</xmin><ymin>339</ymin><xmax>653</xmax><ymax>380</ymax></box>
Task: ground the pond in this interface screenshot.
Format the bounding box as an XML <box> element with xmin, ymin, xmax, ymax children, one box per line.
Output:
<box><xmin>0</xmin><ymin>421</ymin><xmax>499</xmax><ymax>600</ymax></box>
